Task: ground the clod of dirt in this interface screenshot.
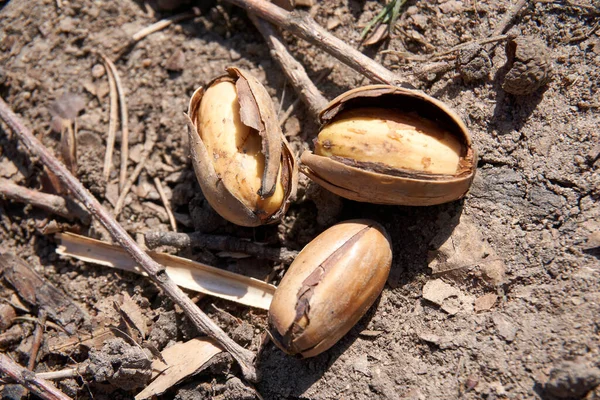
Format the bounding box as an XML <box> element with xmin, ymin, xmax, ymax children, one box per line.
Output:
<box><xmin>165</xmin><ymin>50</ymin><xmax>186</xmax><ymax>72</ymax></box>
<box><xmin>502</xmin><ymin>36</ymin><xmax>553</xmax><ymax>96</ymax></box>
<box><xmin>148</xmin><ymin>310</ymin><xmax>178</xmax><ymax>350</ymax></box>
<box><xmin>422</xmin><ymin>279</ymin><xmax>474</xmax><ymax>315</ymax></box>
<box><xmin>544</xmin><ymin>361</ymin><xmax>600</xmax><ymax>399</ymax></box>
<box><xmin>428</xmin><ymin>215</ymin><xmax>506</xmax><ymax>285</ymax></box>
<box><xmin>175</xmin><ymin>376</ymin><xmax>258</xmax><ymax>400</ymax></box>
<box><xmin>87</xmin><ymin>338</ymin><xmax>152</xmax><ymax>390</ymax></box>
<box><xmin>491</xmin><ymin>313</ymin><xmax>517</xmax><ymax>342</ymax></box>
<box><xmin>457</xmin><ymin>44</ymin><xmax>492</xmax><ymax>83</ymax></box>
<box><xmin>231</xmin><ymin>321</ymin><xmax>254</xmax><ymax>346</ymax></box>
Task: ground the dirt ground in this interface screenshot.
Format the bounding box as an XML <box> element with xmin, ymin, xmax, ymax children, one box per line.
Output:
<box><xmin>1</xmin><ymin>0</ymin><xmax>600</xmax><ymax>399</ymax></box>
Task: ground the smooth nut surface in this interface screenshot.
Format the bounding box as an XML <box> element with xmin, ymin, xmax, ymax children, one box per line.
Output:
<box><xmin>186</xmin><ymin>67</ymin><xmax>298</xmax><ymax>227</ymax></box>
<box><xmin>268</xmin><ymin>219</ymin><xmax>392</xmax><ymax>358</ymax></box>
<box><xmin>316</xmin><ymin>107</ymin><xmax>463</xmax><ymax>175</ymax></box>
<box><xmin>199</xmin><ymin>80</ymin><xmax>285</xmax><ymax>216</ymax></box>
<box><xmin>300</xmin><ymin>85</ymin><xmax>477</xmax><ymax>206</ymax></box>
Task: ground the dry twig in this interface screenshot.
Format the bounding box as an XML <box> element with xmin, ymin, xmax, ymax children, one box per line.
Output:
<box><xmin>250</xmin><ymin>14</ymin><xmax>328</xmax><ymax>117</ymax></box>
<box><xmin>153</xmin><ymin>176</ymin><xmax>177</xmax><ymax>232</ymax></box>
<box><xmin>0</xmin><ymin>179</ymin><xmax>91</xmax><ymax>224</ymax></box>
<box><xmin>115</xmin><ymin>10</ymin><xmax>199</xmax><ymax>58</ymax></box>
<box><xmin>223</xmin><ymin>0</ymin><xmax>404</xmax><ymax>85</ymax></box>
<box><xmin>0</xmin><ymin>353</ymin><xmax>71</xmax><ymax>400</ymax></box>
<box><xmin>145</xmin><ymin>231</ymin><xmax>299</xmax><ymax>264</ymax></box>
<box><xmin>114</xmin><ymin>133</ymin><xmax>155</xmax><ymax>217</ymax></box>
<box><xmin>28</xmin><ymin>311</ymin><xmax>47</xmax><ymax>371</ymax></box>
<box><xmin>493</xmin><ymin>0</ymin><xmax>529</xmax><ymax>36</ymax></box>
<box><xmin>100</xmin><ymin>53</ymin><xmax>119</xmax><ymax>185</ymax></box>
<box><xmin>0</xmin><ymin>98</ymin><xmax>259</xmax><ymax>382</ymax></box>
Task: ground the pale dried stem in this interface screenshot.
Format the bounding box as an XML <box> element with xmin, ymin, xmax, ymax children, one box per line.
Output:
<box><xmin>0</xmin><ymin>353</ymin><xmax>71</xmax><ymax>400</ymax></box>
<box><xmin>0</xmin><ymin>179</ymin><xmax>91</xmax><ymax>224</ymax></box>
<box><xmin>36</xmin><ymin>368</ymin><xmax>79</xmax><ymax>381</ymax></box>
<box><xmin>279</xmin><ymin>68</ymin><xmax>330</xmax><ymax>126</ymax></box>
<box><xmin>114</xmin><ymin>135</ymin><xmax>155</xmax><ymax>217</ymax></box>
<box><xmin>250</xmin><ymin>14</ymin><xmax>328</xmax><ymax>117</ymax></box>
<box><xmin>153</xmin><ymin>176</ymin><xmax>177</xmax><ymax>232</ymax></box>
<box><xmin>100</xmin><ymin>53</ymin><xmax>119</xmax><ymax>185</ymax></box>
<box><xmin>493</xmin><ymin>0</ymin><xmax>529</xmax><ymax>36</ymax></box>
<box><xmin>100</xmin><ymin>55</ymin><xmax>130</xmax><ymax>192</ymax></box>
<box><xmin>0</xmin><ymin>98</ymin><xmax>258</xmax><ymax>382</ymax></box>
<box><xmin>223</xmin><ymin>0</ymin><xmax>404</xmax><ymax>85</ymax></box>
<box><xmin>132</xmin><ymin>11</ymin><xmax>197</xmax><ymax>42</ymax></box>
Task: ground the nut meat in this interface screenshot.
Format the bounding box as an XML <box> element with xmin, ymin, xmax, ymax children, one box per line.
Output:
<box><xmin>301</xmin><ymin>85</ymin><xmax>477</xmax><ymax>205</ymax></box>
<box><xmin>268</xmin><ymin>219</ymin><xmax>392</xmax><ymax>357</ymax></box>
<box><xmin>186</xmin><ymin>67</ymin><xmax>298</xmax><ymax>227</ymax></box>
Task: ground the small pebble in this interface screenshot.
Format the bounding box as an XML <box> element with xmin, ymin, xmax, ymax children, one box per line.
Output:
<box><xmin>91</xmin><ymin>64</ymin><xmax>105</xmax><ymax>79</ymax></box>
<box><xmin>165</xmin><ymin>50</ymin><xmax>185</xmax><ymax>72</ymax></box>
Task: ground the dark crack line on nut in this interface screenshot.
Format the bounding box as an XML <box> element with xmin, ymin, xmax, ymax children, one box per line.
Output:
<box><xmin>281</xmin><ymin>224</ymin><xmax>372</xmax><ymax>353</ymax></box>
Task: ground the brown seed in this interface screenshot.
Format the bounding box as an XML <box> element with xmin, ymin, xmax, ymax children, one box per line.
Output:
<box><xmin>268</xmin><ymin>219</ymin><xmax>392</xmax><ymax>357</ymax></box>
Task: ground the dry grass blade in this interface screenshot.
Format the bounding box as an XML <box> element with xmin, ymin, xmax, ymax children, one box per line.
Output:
<box><xmin>114</xmin><ymin>133</ymin><xmax>155</xmax><ymax>217</ymax></box>
<box><xmin>56</xmin><ymin>232</ymin><xmax>276</xmax><ymax>310</ymax></box>
<box><xmin>99</xmin><ymin>54</ymin><xmax>129</xmax><ymax>191</ymax></box>
<box><xmin>153</xmin><ymin>176</ymin><xmax>177</xmax><ymax>232</ymax></box>
<box><xmin>135</xmin><ymin>338</ymin><xmax>223</xmax><ymax>400</ymax></box>
<box><xmin>100</xmin><ymin>53</ymin><xmax>119</xmax><ymax>185</ymax></box>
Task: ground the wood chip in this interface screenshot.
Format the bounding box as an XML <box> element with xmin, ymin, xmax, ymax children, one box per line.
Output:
<box><xmin>0</xmin><ymin>254</ymin><xmax>89</xmax><ymax>334</ymax></box>
<box><xmin>428</xmin><ymin>216</ymin><xmax>506</xmax><ymax>285</ymax></box>
<box><xmin>135</xmin><ymin>338</ymin><xmax>222</xmax><ymax>400</ymax></box>
<box><xmin>474</xmin><ymin>293</ymin><xmax>498</xmax><ymax>312</ymax></box>
<box><xmin>47</xmin><ymin>327</ymin><xmax>116</xmax><ymax>354</ymax></box>
<box><xmin>422</xmin><ymin>279</ymin><xmax>474</xmax><ymax>315</ymax></box>
<box><xmin>56</xmin><ymin>232</ymin><xmax>276</xmax><ymax>310</ymax></box>
<box><xmin>116</xmin><ymin>292</ymin><xmax>148</xmax><ymax>339</ymax></box>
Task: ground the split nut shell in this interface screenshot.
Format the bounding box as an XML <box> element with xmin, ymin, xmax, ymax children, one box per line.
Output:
<box><xmin>300</xmin><ymin>85</ymin><xmax>477</xmax><ymax>205</ymax></box>
<box><xmin>186</xmin><ymin>67</ymin><xmax>298</xmax><ymax>227</ymax></box>
<box><xmin>268</xmin><ymin>219</ymin><xmax>392</xmax><ymax>358</ymax></box>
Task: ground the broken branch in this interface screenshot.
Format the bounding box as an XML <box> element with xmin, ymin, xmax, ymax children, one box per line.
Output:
<box><xmin>250</xmin><ymin>14</ymin><xmax>328</xmax><ymax>117</ymax></box>
<box><xmin>224</xmin><ymin>0</ymin><xmax>403</xmax><ymax>85</ymax></box>
<box><xmin>0</xmin><ymin>353</ymin><xmax>72</xmax><ymax>400</ymax></box>
<box><xmin>0</xmin><ymin>97</ymin><xmax>259</xmax><ymax>382</ymax></box>
<box><xmin>0</xmin><ymin>180</ymin><xmax>91</xmax><ymax>224</ymax></box>
<box><xmin>145</xmin><ymin>231</ymin><xmax>298</xmax><ymax>264</ymax></box>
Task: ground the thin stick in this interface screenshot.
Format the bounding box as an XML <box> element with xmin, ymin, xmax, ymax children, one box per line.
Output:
<box><xmin>36</xmin><ymin>368</ymin><xmax>79</xmax><ymax>381</ymax></box>
<box><xmin>0</xmin><ymin>98</ymin><xmax>258</xmax><ymax>382</ymax></box>
<box><xmin>383</xmin><ymin>35</ymin><xmax>510</xmax><ymax>62</ymax></box>
<box><xmin>113</xmin><ymin>136</ymin><xmax>155</xmax><ymax>217</ymax></box>
<box><xmin>0</xmin><ymin>353</ymin><xmax>71</xmax><ymax>400</ymax></box>
<box><xmin>492</xmin><ymin>0</ymin><xmax>529</xmax><ymax>36</ymax></box>
<box><xmin>100</xmin><ymin>55</ymin><xmax>130</xmax><ymax>192</ymax></box>
<box><xmin>100</xmin><ymin>53</ymin><xmax>119</xmax><ymax>185</ymax></box>
<box><xmin>0</xmin><ymin>179</ymin><xmax>91</xmax><ymax>224</ymax></box>
<box><xmin>145</xmin><ymin>231</ymin><xmax>299</xmax><ymax>264</ymax></box>
<box><xmin>152</xmin><ymin>176</ymin><xmax>177</xmax><ymax>232</ymax></box>
<box><xmin>224</xmin><ymin>0</ymin><xmax>403</xmax><ymax>86</ymax></box>
<box><xmin>132</xmin><ymin>11</ymin><xmax>198</xmax><ymax>42</ymax></box>
<box><xmin>250</xmin><ymin>14</ymin><xmax>328</xmax><ymax>117</ymax></box>
<box><xmin>279</xmin><ymin>68</ymin><xmax>331</xmax><ymax>126</ymax></box>
<box><xmin>28</xmin><ymin>311</ymin><xmax>47</xmax><ymax>371</ymax></box>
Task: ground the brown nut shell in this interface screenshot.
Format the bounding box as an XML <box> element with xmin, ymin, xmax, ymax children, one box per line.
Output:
<box><xmin>185</xmin><ymin>67</ymin><xmax>298</xmax><ymax>227</ymax></box>
<box><xmin>268</xmin><ymin>219</ymin><xmax>392</xmax><ymax>358</ymax></box>
<box><xmin>300</xmin><ymin>85</ymin><xmax>477</xmax><ymax>206</ymax></box>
